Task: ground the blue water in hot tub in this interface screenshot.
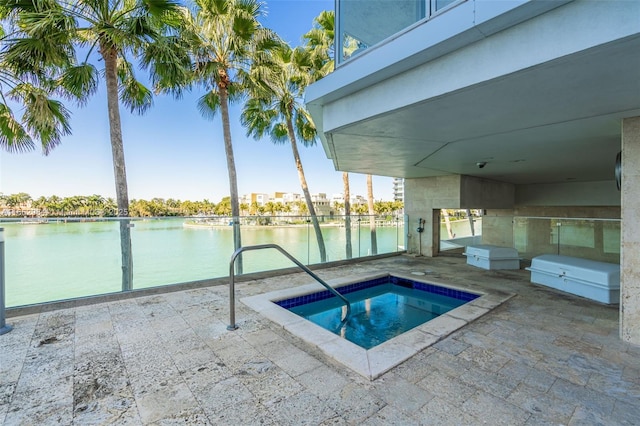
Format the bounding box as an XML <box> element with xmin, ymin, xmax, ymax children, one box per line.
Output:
<box><xmin>277</xmin><ymin>276</ymin><xmax>479</xmax><ymax>349</ymax></box>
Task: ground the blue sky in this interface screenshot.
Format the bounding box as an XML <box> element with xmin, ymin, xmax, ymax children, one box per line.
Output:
<box><xmin>0</xmin><ymin>0</ymin><xmax>394</xmax><ymax>202</ymax></box>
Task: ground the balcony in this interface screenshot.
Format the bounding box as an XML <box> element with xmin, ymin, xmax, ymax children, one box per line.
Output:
<box><xmin>337</xmin><ymin>0</ymin><xmax>464</xmax><ymax>64</ymax></box>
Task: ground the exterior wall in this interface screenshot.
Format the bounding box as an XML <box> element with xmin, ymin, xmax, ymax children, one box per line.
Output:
<box><xmin>405</xmin><ymin>175</ymin><xmax>461</xmax><ymax>256</ymax></box>
<box><xmin>516</xmin><ymin>181</ymin><xmax>621</xmax><ymax>206</ymax></box>
<box><xmin>621</xmin><ymin>117</ymin><xmax>640</xmax><ymax>344</ymax></box>
<box><xmin>460</xmin><ymin>176</ymin><xmax>515</xmax><ymax>208</ymax></box>
<box><xmin>405</xmin><ymin>175</ymin><xmax>514</xmax><ymax>256</ymax></box>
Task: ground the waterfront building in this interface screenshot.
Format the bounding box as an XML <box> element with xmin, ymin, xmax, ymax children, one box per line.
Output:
<box><xmin>306</xmin><ymin>0</ymin><xmax>640</xmax><ymax>343</ymax></box>
<box><xmin>392</xmin><ymin>178</ymin><xmax>404</xmax><ymax>202</ymax></box>
<box><xmin>311</xmin><ymin>193</ymin><xmax>331</xmax><ymax>216</ymax></box>
<box><xmin>240</xmin><ymin>192</ymin><xmax>270</xmax><ymax>207</ymax></box>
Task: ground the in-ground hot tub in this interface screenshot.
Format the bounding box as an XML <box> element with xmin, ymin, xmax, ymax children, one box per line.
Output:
<box><xmin>242</xmin><ymin>272</ymin><xmax>514</xmax><ymax>380</ymax></box>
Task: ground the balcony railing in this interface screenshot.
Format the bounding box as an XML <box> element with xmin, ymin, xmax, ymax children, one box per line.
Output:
<box><xmin>0</xmin><ymin>214</ymin><xmax>405</xmax><ymax>308</ymax></box>
<box><xmin>513</xmin><ymin>217</ymin><xmax>620</xmax><ymax>264</ymax></box>
<box><xmin>337</xmin><ymin>0</ymin><xmax>465</xmax><ymax>64</ymax></box>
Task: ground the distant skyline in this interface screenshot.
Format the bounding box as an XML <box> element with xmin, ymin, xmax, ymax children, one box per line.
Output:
<box><xmin>0</xmin><ymin>0</ymin><xmax>395</xmax><ymax>203</ymax></box>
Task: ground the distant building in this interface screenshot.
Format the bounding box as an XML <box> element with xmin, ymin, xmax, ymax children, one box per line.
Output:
<box><xmin>392</xmin><ymin>178</ymin><xmax>404</xmax><ymax>202</ymax></box>
<box><xmin>311</xmin><ymin>193</ymin><xmax>331</xmax><ymax>216</ymax></box>
<box><xmin>241</xmin><ymin>193</ymin><xmax>269</xmax><ymax>207</ymax></box>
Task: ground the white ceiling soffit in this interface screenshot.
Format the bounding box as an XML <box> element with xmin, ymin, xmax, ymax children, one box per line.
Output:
<box><xmin>327</xmin><ymin>36</ymin><xmax>640</xmax><ymax>185</ymax></box>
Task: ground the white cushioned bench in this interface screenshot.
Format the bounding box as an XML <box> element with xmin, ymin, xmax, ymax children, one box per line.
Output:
<box><xmin>463</xmin><ymin>245</ymin><xmax>520</xmax><ymax>270</ymax></box>
<box><xmin>526</xmin><ymin>254</ymin><xmax>620</xmax><ymax>304</ymax></box>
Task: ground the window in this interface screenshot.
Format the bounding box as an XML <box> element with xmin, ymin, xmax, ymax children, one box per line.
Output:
<box><xmin>337</xmin><ymin>0</ymin><xmax>464</xmax><ymax>64</ymax></box>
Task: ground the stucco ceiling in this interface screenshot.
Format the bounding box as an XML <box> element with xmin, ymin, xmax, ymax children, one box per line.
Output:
<box><xmin>325</xmin><ymin>35</ymin><xmax>640</xmax><ymax>185</ymax></box>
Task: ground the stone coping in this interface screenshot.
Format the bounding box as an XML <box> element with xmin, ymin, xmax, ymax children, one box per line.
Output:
<box><xmin>241</xmin><ymin>271</ymin><xmax>514</xmax><ymax>380</ymax></box>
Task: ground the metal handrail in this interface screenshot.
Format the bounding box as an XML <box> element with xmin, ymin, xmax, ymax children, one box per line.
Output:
<box><xmin>227</xmin><ymin>244</ymin><xmax>352</xmax><ymax>330</ymax></box>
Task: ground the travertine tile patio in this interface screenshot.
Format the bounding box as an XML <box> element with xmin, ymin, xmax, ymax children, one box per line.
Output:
<box><xmin>1</xmin><ymin>254</ymin><xmax>638</xmax><ymax>425</ymax></box>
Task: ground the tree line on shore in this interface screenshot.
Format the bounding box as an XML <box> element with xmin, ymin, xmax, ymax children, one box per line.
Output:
<box><xmin>0</xmin><ymin>192</ymin><xmax>403</xmax><ymax>218</ymax></box>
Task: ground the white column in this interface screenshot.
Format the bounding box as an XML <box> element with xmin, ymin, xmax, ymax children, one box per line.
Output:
<box><xmin>621</xmin><ymin>116</ymin><xmax>640</xmax><ymax>345</ymax></box>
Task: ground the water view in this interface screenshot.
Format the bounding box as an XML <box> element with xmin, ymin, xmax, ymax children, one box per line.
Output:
<box><xmin>1</xmin><ymin>218</ymin><xmax>405</xmax><ymax>307</ymax></box>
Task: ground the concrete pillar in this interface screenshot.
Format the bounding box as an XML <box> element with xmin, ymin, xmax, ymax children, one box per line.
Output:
<box><xmin>621</xmin><ymin>116</ymin><xmax>640</xmax><ymax>345</ymax></box>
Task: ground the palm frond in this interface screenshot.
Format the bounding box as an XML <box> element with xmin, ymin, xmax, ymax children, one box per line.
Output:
<box><xmin>271</xmin><ymin>122</ymin><xmax>288</xmax><ymax>144</ymax></box>
<box><xmin>141</xmin><ymin>0</ymin><xmax>181</xmax><ymax>17</ymax></box>
<box><xmin>58</xmin><ymin>63</ymin><xmax>99</xmax><ymax>104</ymax></box>
<box><xmin>240</xmin><ymin>96</ymin><xmax>274</xmax><ymax>139</ymax></box>
<box><xmin>0</xmin><ymin>102</ymin><xmax>35</xmax><ymax>153</ymax></box>
<box><xmin>143</xmin><ymin>34</ymin><xmax>193</xmax><ymax>97</ymax></box>
<box><xmin>197</xmin><ymin>91</ymin><xmax>220</xmax><ymax>120</ymax></box>
<box><xmin>294</xmin><ymin>109</ymin><xmax>317</xmax><ymax>147</ymax></box>
<box><xmin>119</xmin><ymin>77</ymin><xmax>153</xmax><ymax>114</ymax></box>
<box><xmin>3</xmin><ymin>36</ymin><xmax>72</xmax><ymax>77</ymax></box>
<box><xmin>8</xmin><ymin>83</ymin><xmax>72</xmax><ymax>155</ymax></box>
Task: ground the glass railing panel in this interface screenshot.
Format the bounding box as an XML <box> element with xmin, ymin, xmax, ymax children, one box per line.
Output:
<box><xmin>238</xmin><ymin>215</ymin><xmax>317</xmax><ymax>270</ymax></box>
<box><xmin>338</xmin><ymin>0</ymin><xmax>425</xmax><ymax>63</ymax></box>
<box><xmin>321</xmin><ymin>215</ymin><xmax>356</xmax><ymax>262</ymax></box>
<box><xmin>602</xmin><ymin>221</ymin><xmax>621</xmax><ymax>256</ymax></box>
<box><xmin>433</xmin><ymin>0</ymin><xmax>459</xmax><ymax>12</ymax></box>
<box><xmin>2</xmin><ymin>214</ymin><xmax>407</xmax><ymax>308</ymax></box>
<box><xmin>131</xmin><ymin>217</ymin><xmax>234</xmax><ymax>290</ymax></box>
<box><xmin>513</xmin><ymin>217</ymin><xmax>620</xmax><ymax>263</ymax></box>
<box><xmin>349</xmin><ymin>215</ymin><xmax>405</xmax><ymax>257</ymax></box>
<box><xmin>2</xmin><ymin>218</ymin><xmax>122</xmax><ymax>307</ymax></box>
<box><xmin>440</xmin><ymin>210</ymin><xmax>482</xmax><ymax>252</ymax></box>
<box><xmin>557</xmin><ymin>219</ymin><xmax>620</xmax><ymax>264</ymax></box>
<box><xmin>336</xmin><ymin>0</ymin><xmax>467</xmax><ymax>64</ymax></box>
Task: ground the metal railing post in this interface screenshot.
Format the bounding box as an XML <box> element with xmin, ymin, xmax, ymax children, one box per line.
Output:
<box><xmin>1</xmin><ymin>228</ymin><xmax>13</xmax><ymax>335</ymax></box>
<box><xmin>228</xmin><ymin>244</ymin><xmax>351</xmax><ymax>331</ymax></box>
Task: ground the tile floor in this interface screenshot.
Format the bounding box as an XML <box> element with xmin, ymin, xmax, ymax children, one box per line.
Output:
<box><xmin>1</xmin><ymin>254</ymin><xmax>638</xmax><ymax>425</ymax></box>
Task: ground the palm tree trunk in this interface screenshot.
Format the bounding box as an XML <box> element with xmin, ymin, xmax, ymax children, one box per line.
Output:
<box><xmin>286</xmin><ymin>117</ymin><xmax>327</xmax><ymax>263</ymax></box>
<box><xmin>103</xmin><ymin>45</ymin><xmax>133</xmax><ymax>291</ymax></box>
<box><xmin>219</xmin><ymin>84</ymin><xmax>242</xmax><ymax>274</ymax></box>
<box><xmin>367</xmin><ymin>174</ymin><xmax>377</xmax><ymax>255</ymax></box>
<box><xmin>466</xmin><ymin>208</ymin><xmax>475</xmax><ymax>236</ymax></box>
<box><xmin>442</xmin><ymin>209</ymin><xmax>454</xmax><ymax>239</ymax></box>
<box><xmin>343</xmin><ymin>172</ymin><xmax>352</xmax><ymax>259</ymax></box>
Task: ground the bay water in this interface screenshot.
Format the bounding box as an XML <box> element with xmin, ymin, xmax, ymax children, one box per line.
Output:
<box><xmin>1</xmin><ymin>219</ymin><xmax>405</xmax><ymax>307</ymax></box>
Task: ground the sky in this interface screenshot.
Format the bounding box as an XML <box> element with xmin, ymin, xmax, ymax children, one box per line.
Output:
<box><xmin>0</xmin><ymin>0</ymin><xmax>395</xmax><ymax>203</ymax></box>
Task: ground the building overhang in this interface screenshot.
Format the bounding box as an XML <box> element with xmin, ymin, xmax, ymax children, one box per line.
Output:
<box><xmin>306</xmin><ymin>0</ymin><xmax>640</xmax><ymax>186</ymax></box>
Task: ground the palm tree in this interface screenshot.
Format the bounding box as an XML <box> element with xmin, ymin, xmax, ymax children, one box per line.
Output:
<box><xmin>104</xmin><ymin>197</ymin><xmax>117</xmax><ymax>217</ymax></box>
<box><xmin>0</xmin><ymin>3</ymin><xmax>74</xmax><ymax>154</ymax></box>
<box><xmin>304</xmin><ymin>11</ymin><xmax>353</xmax><ymax>260</ymax></box>
<box><xmin>303</xmin><ymin>10</ymin><xmax>334</xmax><ymax>80</ymax></box>
<box><xmin>295</xmin><ymin>200</ymin><xmax>308</xmax><ymax>216</ymax></box>
<box><xmin>367</xmin><ymin>174</ymin><xmax>377</xmax><ymax>255</ymax></box>
<box><xmin>158</xmin><ymin>0</ymin><xmax>277</xmax><ymax>274</ymax></box>
<box><xmin>47</xmin><ymin>195</ymin><xmax>63</xmax><ymax>216</ymax></box>
<box><xmin>242</xmin><ymin>43</ymin><xmax>327</xmax><ymax>262</ymax></box>
<box><xmin>2</xmin><ymin>0</ymin><xmax>184</xmax><ymax>290</ymax></box>
<box><xmin>86</xmin><ymin>194</ymin><xmax>105</xmax><ymax>216</ymax></box>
